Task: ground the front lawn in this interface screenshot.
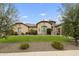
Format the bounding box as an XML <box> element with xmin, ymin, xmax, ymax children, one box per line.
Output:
<box><xmin>0</xmin><ymin>35</ymin><xmax>72</xmax><ymax>43</ymax></box>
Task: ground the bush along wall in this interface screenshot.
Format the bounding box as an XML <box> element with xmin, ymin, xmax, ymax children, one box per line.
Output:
<box><xmin>51</xmin><ymin>41</ymin><xmax>64</xmax><ymax>50</ymax></box>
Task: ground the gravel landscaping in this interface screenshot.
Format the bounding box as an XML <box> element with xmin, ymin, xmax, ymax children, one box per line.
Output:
<box><xmin>0</xmin><ymin>35</ymin><xmax>78</xmax><ymax>53</ymax></box>
<box><xmin>0</xmin><ymin>42</ymin><xmax>79</xmax><ymax>53</ymax></box>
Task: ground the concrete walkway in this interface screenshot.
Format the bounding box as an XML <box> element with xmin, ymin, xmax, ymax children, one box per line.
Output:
<box><xmin>0</xmin><ymin>50</ymin><xmax>79</xmax><ymax>56</ymax></box>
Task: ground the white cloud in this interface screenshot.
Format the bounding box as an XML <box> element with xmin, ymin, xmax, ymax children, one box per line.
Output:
<box><xmin>21</xmin><ymin>16</ymin><xmax>28</xmax><ymax>18</ymax></box>
<box><xmin>40</xmin><ymin>13</ymin><xmax>46</xmax><ymax>16</ymax></box>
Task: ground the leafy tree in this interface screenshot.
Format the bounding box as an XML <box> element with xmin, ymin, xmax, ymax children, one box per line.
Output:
<box><xmin>0</xmin><ymin>3</ymin><xmax>18</xmax><ymax>38</ymax></box>
<box><xmin>61</xmin><ymin>3</ymin><xmax>79</xmax><ymax>46</ymax></box>
<box><xmin>29</xmin><ymin>29</ymin><xmax>37</xmax><ymax>35</ymax></box>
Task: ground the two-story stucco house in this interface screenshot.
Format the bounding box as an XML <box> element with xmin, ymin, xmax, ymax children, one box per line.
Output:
<box><xmin>12</xmin><ymin>20</ymin><xmax>62</xmax><ymax>35</ymax></box>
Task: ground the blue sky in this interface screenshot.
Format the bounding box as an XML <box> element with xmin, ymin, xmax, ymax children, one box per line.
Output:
<box><xmin>14</xmin><ymin>3</ymin><xmax>62</xmax><ymax>24</ymax></box>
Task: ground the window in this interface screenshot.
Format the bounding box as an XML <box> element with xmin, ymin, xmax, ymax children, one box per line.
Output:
<box><xmin>51</xmin><ymin>26</ymin><xmax>53</xmax><ymax>31</ymax></box>
<box><xmin>41</xmin><ymin>26</ymin><xmax>47</xmax><ymax>32</ymax></box>
<box><xmin>17</xmin><ymin>27</ymin><xmax>21</xmax><ymax>33</ymax></box>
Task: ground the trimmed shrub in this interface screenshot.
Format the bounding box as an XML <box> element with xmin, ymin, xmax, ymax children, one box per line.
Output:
<box><xmin>8</xmin><ymin>30</ymin><xmax>15</xmax><ymax>35</ymax></box>
<box><xmin>26</xmin><ymin>32</ymin><xmax>30</xmax><ymax>35</ymax></box>
<box><xmin>20</xmin><ymin>43</ymin><xmax>29</xmax><ymax>50</ymax></box>
<box><xmin>51</xmin><ymin>41</ymin><xmax>64</xmax><ymax>50</ymax></box>
<box><xmin>21</xmin><ymin>33</ymin><xmax>24</xmax><ymax>35</ymax></box>
<box><xmin>14</xmin><ymin>32</ymin><xmax>18</xmax><ymax>35</ymax></box>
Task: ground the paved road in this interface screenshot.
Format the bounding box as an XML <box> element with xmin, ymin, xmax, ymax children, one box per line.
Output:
<box><xmin>0</xmin><ymin>50</ymin><xmax>79</xmax><ymax>56</ymax></box>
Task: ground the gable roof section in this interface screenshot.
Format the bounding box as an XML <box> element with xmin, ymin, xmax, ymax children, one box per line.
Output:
<box><xmin>25</xmin><ymin>23</ymin><xmax>36</xmax><ymax>27</ymax></box>
<box><xmin>13</xmin><ymin>20</ymin><xmax>56</xmax><ymax>27</ymax></box>
<box><xmin>36</xmin><ymin>20</ymin><xmax>56</xmax><ymax>26</ymax></box>
<box><xmin>56</xmin><ymin>23</ymin><xmax>63</xmax><ymax>27</ymax></box>
<box><xmin>12</xmin><ymin>22</ymin><xmax>29</xmax><ymax>27</ymax></box>
<box><xmin>13</xmin><ymin>22</ymin><xmax>36</xmax><ymax>27</ymax></box>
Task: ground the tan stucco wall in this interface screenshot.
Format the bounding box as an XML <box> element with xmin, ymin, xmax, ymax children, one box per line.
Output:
<box><xmin>56</xmin><ymin>25</ymin><xmax>62</xmax><ymax>35</ymax></box>
<box><xmin>51</xmin><ymin>23</ymin><xmax>57</xmax><ymax>35</ymax></box>
<box><xmin>13</xmin><ymin>24</ymin><xmax>29</xmax><ymax>35</ymax></box>
<box><xmin>12</xmin><ymin>22</ymin><xmax>62</xmax><ymax>35</ymax></box>
<box><xmin>37</xmin><ymin>22</ymin><xmax>51</xmax><ymax>35</ymax></box>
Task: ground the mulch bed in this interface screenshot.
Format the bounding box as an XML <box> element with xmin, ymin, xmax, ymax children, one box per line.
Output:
<box><xmin>0</xmin><ymin>42</ymin><xmax>79</xmax><ymax>53</ymax></box>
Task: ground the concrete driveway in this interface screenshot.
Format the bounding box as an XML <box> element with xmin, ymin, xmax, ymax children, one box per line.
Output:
<box><xmin>0</xmin><ymin>50</ymin><xmax>79</xmax><ymax>56</ymax></box>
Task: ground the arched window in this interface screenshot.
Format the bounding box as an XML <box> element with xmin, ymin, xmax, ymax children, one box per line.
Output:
<box><xmin>17</xmin><ymin>27</ymin><xmax>21</xmax><ymax>33</ymax></box>
<box><xmin>41</xmin><ymin>26</ymin><xmax>47</xmax><ymax>32</ymax></box>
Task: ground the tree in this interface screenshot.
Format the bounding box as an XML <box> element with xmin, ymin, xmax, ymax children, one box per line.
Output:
<box><xmin>29</xmin><ymin>29</ymin><xmax>37</xmax><ymax>35</ymax></box>
<box><xmin>61</xmin><ymin>3</ymin><xmax>79</xmax><ymax>46</ymax></box>
<box><xmin>0</xmin><ymin>3</ymin><xmax>18</xmax><ymax>38</ymax></box>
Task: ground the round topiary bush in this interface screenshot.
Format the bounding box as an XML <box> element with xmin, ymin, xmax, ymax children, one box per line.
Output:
<box><xmin>51</xmin><ymin>41</ymin><xmax>64</xmax><ymax>50</ymax></box>
<box><xmin>20</xmin><ymin>43</ymin><xmax>29</xmax><ymax>50</ymax></box>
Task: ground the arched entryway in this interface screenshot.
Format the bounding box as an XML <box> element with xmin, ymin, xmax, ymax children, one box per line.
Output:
<box><xmin>41</xmin><ymin>26</ymin><xmax>47</xmax><ymax>35</ymax></box>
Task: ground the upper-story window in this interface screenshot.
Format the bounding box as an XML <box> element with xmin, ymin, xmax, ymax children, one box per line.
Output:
<box><xmin>51</xmin><ymin>26</ymin><xmax>53</xmax><ymax>28</ymax></box>
<box><xmin>51</xmin><ymin>26</ymin><xmax>53</xmax><ymax>31</ymax></box>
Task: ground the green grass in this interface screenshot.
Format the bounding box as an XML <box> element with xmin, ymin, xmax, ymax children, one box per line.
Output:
<box><xmin>0</xmin><ymin>35</ymin><xmax>72</xmax><ymax>43</ymax></box>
